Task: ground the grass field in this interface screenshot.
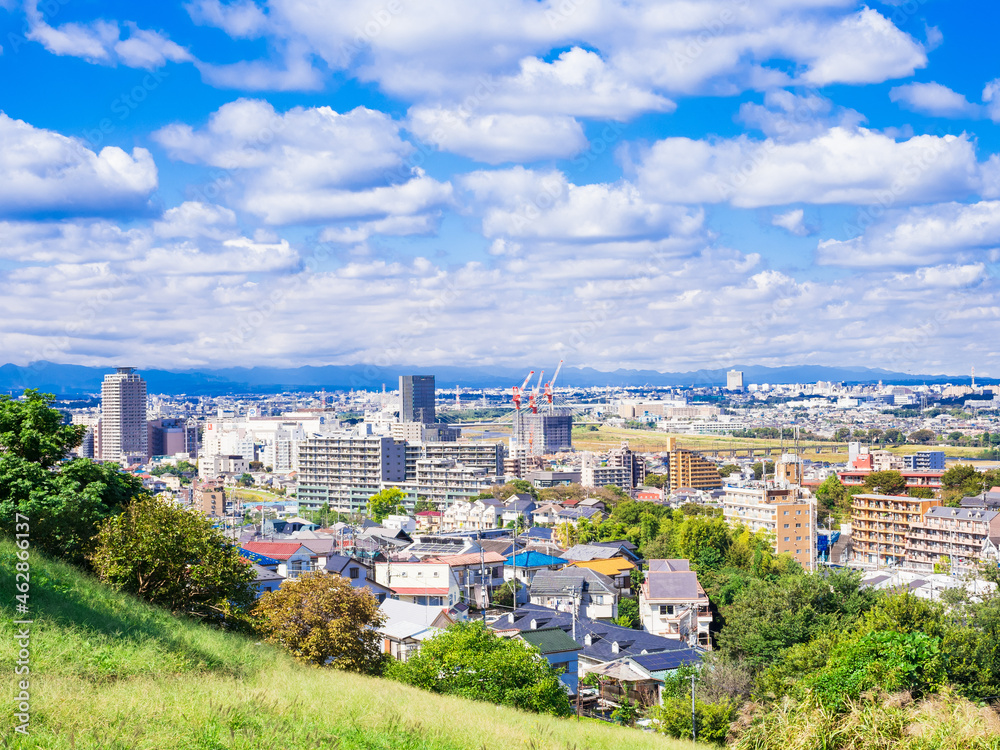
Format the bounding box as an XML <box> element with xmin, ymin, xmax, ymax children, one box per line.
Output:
<box><xmin>0</xmin><ymin>539</ymin><xmax>698</xmax><ymax>749</ymax></box>
<box><xmin>570</xmin><ymin>425</ymin><xmax>989</xmax><ymax>464</ymax></box>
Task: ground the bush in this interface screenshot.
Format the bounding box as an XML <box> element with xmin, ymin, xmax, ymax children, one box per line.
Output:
<box><xmin>255</xmin><ymin>572</ymin><xmax>386</xmax><ymax>672</ymax></box>
<box><xmin>649</xmin><ymin>696</ymin><xmax>737</xmax><ymax>746</ymax></box>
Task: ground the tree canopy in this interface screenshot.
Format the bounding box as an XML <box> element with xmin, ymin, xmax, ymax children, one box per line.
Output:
<box><xmin>367</xmin><ymin>487</ymin><xmax>406</xmax><ymax>522</ymax></box>
<box><xmin>862</xmin><ymin>470</ymin><xmax>907</xmax><ymax>496</ymax></box>
<box><xmin>387</xmin><ymin>621</ymin><xmax>572</xmax><ymax>716</ymax></box>
<box><xmin>0</xmin><ymin>389</ymin><xmax>85</xmax><ymax>467</ymax></box>
<box><xmin>255</xmin><ymin>572</ymin><xmax>386</xmax><ymax>672</ymax></box>
<box><xmin>91</xmin><ymin>495</ymin><xmax>256</xmax><ymax>624</ymax></box>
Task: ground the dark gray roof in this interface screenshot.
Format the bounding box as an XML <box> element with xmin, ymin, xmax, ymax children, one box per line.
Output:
<box><xmin>648</xmin><ymin>559</ymin><xmax>690</xmax><ymax>572</ymax></box>
<box><xmin>529</xmin><ymin>568</ymin><xmax>617</xmax><ymax>596</ymax></box>
<box><xmin>492</xmin><ymin>604</ymin><xmax>699</xmax><ymax>664</ymax></box>
<box><xmin>645</xmin><ymin>571</ymin><xmax>703</xmax><ymax>600</ymax></box>
<box><xmin>630</xmin><ymin>650</ymin><xmax>702</xmax><ymax>673</ymax></box>
<box><xmin>924</xmin><ymin>506</ymin><xmax>999</xmax><ymax>522</ymax></box>
<box><xmin>562</xmin><ymin>543</ymin><xmax>638</xmax><ymax>562</ymax></box>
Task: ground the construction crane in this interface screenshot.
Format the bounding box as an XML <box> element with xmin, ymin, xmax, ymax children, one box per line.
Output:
<box><xmin>511</xmin><ymin>370</ymin><xmax>534</xmax><ymax>449</ymax></box>
<box><xmin>544</xmin><ymin>359</ymin><xmax>564</xmax><ymax>413</ymax></box>
<box><xmin>527</xmin><ymin>370</ymin><xmax>545</xmax><ymax>455</ymax></box>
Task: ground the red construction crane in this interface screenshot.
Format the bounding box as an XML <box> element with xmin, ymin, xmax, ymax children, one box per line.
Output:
<box><xmin>528</xmin><ymin>370</ymin><xmax>544</xmax><ymax>414</ymax></box>
<box><xmin>544</xmin><ymin>359</ymin><xmax>564</xmax><ymax>412</ymax></box>
<box><xmin>512</xmin><ymin>370</ymin><xmax>534</xmax><ymax>413</ymax></box>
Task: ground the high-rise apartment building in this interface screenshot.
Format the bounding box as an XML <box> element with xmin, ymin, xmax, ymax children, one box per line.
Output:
<box><xmin>726</xmin><ymin>369</ymin><xmax>744</xmax><ymax>391</ymax></box>
<box><xmin>400</xmin><ymin>375</ymin><xmax>436</xmax><ymax>424</ymax></box>
<box><xmin>100</xmin><ymin>367</ymin><xmax>148</xmax><ymax>462</ymax></box>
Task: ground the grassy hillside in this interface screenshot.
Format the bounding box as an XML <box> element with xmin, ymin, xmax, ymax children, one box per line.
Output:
<box><xmin>0</xmin><ymin>539</ymin><xmax>697</xmax><ymax>749</ymax></box>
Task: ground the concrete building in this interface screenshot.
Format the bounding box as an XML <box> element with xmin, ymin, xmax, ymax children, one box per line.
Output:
<box><xmin>147</xmin><ymin>417</ymin><xmax>198</xmax><ymax>458</ymax></box>
<box><xmin>582</xmin><ymin>442</ymin><xmax>646</xmax><ymax>489</ymax></box>
<box><xmin>723</xmin><ymin>486</ymin><xmax>816</xmax><ymax>568</ymax></box>
<box><xmin>297</xmin><ymin>434</ymin><xmax>407</xmax><ymax>512</ymax></box>
<box><xmin>906</xmin><ymin>506</ymin><xmax>1000</xmax><ymax>574</ymax></box>
<box><xmin>903</xmin><ymin>451</ymin><xmax>946</xmax><ymax>472</ymax></box>
<box><xmin>515</xmin><ymin>413</ymin><xmax>574</xmax><ymax>455</ymax></box>
<box><xmin>400</xmin><ymin>375</ymin><xmax>436</xmax><ymax>425</ymax></box>
<box><xmin>851</xmin><ymin>494</ymin><xmax>941</xmax><ymax>567</ymax></box>
<box><xmin>194</xmin><ymin>481</ymin><xmax>230</xmax><ymax>517</ymax></box>
<box><xmin>375</xmin><ymin>561</ymin><xmax>460</xmax><ymax>607</ymax></box>
<box><xmin>726</xmin><ymin>370</ymin><xmax>744</xmax><ymax>392</ymax></box>
<box><xmin>638</xmin><ymin>559</ymin><xmax>712</xmax><ymax>649</ymax></box>
<box><xmin>666</xmin><ymin>441</ymin><xmax>722</xmax><ymax>492</ymax></box>
<box><xmin>99</xmin><ymin>367</ymin><xmax>147</xmax><ymax>462</ymax></box>
<box><xmin>416</xmin><ymin>460</ymin><xmax>500</xmax><ymax>507</ymax></box>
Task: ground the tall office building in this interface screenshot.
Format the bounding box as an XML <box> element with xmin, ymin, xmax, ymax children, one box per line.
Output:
<box><xmin>100</xmin><ymin>367</ymin><xmax>148</xmax><ymax>462</ymax></box>
<box><xmin>726</xmin><ymin>369</ymin><xmax>744</xmax><ymax>391</ymax></box>
<box><xmin>400</xmin><ymin>375</ymin><xmax>436</xmax><ymax>424</ymax></box>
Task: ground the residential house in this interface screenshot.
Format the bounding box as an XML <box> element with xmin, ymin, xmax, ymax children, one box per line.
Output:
<box><xmin>375</xmin><ymin>561</ymin><xmax>461</xmax><ymax>607</ymax></box>
<box><xmin>426</xmin><ymin>551</ymin><xmax>507</xmax><ymax>607</ymax></box>
<box><xmin>501</xmin><ymin>495</ymin><xmax>537</xmax><ymax>528</ymax></box>
<box><xmin>530</xmin><ymin>503</ymin><xmax>564</xmax><ymax>526</ymax></box>
<box><xmin>504</xmin><ymin>550</ymin><xmax>567</xmax><ymax>588</ymax></box>
<box><xmin>241</xmin><ymin>541</ymin><xmax>321</xmax><ymax>580</ymax></box>
<box><xmin>441</xmin><ymin>498</ymin><xmax>503</xmax><ymax>531</ymax></box>
<box><xmin>238</xmin><ymin>549</ymin><xmax>284</xmax><ymax>598</ymax></box>
<box><xmin>638</xmin><ymin>559</ymin><xmax>712</xmax><ymax>649</ymax></box>
<box><xmin>565</xmin><ymin>557</ymin><xmax>636</xmax><ymax>596</ymax></box>
<box><xmin>415</xmin><ymin>510</ymin><xmax>442</xmax><ymax>533</ymax></box>
<box><xmin>378</xmin><ymin>598</ymin><xmax>456</xmax><ymax>662</ymax></box>
<box><xmin>529</xmin><ymin>568</ymin><xmax>619</xmax><ymax>620</ymax></box>
<box><xmin>492</xmin><ymin>603</ymin><xmax>701</xmax><ymax>681</ymax></box>
<box><xmin>516</xmin><ymin>627</ymin><xmax>582</xmax><ymax>694</ymax></box>
<box><xmin>325</xmin><ymin>554</ymin><xmax>393</xmax><ymax>603</ymax></box>
<box><xmin>592</xmin><ymin>651</ymin><xmax>701</xmax><ymax>707</ymax></box>
<box><xmin>561</xmin><ymin>541</ymin><xmax>641</xmax><ymax>564</ymax></box>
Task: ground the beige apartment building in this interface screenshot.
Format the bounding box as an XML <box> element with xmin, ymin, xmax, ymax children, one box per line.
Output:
<box><xmin>851</xmin><ymin>494</ymin><xmax>940</xmax><ymax>567</ymax></box>
<box><xmin>723</xmin><ymin>486</ymin><xmax>816</xmax><ymax>567</ymax></box>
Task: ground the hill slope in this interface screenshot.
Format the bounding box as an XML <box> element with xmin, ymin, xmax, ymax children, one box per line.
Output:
<box><xmin>0</xmin><ymin>540</ymin><xmax>695</xmax><ymax>749</ymax></box>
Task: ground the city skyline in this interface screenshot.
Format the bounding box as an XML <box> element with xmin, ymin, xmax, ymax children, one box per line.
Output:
<box><xmin>1</xmin><ymin>2</ymin><xmax>999</xmax><ymax>374</ymax></box>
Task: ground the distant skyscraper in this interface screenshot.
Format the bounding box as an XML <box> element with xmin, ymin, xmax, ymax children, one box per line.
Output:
<box><xmin>726</xmin><ymin>369</ymin><xmax>744</xmax><ymax>391</ymax></box>
<box><xmin>399</xmin><ymin>375</ymin><xmax>436</xmax><ymax>424</ymax></box>
<box><xmin>100</xmin><ymin>367</ymin><xmax>148</xmax><ymax>462</ymax></box>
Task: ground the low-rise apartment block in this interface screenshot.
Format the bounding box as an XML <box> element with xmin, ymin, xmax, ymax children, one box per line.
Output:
<box><xmin>723</xmin><ymin>485</ymin><xmax>816</xmax><ymax>567</ymax></box>
<box><xmin>851</xmin><ymin>494</ymin><xmax>941</xmax><ymax>567</ymax></box>
<box><xmin>906</xmin><ymin>506</ymin><xmax>1000</xmax><ymax>574</ymax></box>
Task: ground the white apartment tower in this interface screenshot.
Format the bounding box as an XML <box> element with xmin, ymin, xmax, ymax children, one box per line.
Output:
<box><xmin>100</xmin><ymin>367</ymin><xmax>148</xmax><ymax>462</ymax></box>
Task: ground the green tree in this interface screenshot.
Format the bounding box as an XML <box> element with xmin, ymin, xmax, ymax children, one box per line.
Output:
<box><xmin>367</xmin><ymin>487</ymin><xmax>406</xmax><ymax>522</ymax></box>
<box><xmin>908</xmin><ymin>428</ymin><xmax>936</xmax><ymax>444</ymax></box>
<box><xmin>386</xmin><ymin>621</ymin><xmax>572</xmax><ymax>716</ymax></box>
<box><xmin>0</xmin><ymin>389</ymin><xmax>85</xmax><ymax>467</ymax></box>
<box><xmin>643</xmin><ymin>473</ymin><xmax>669</xmax><ymax>488</ymax></box>
<box><xmin>717</xmin><ymin>464</ymin><xmax>741</xmax><ymax>478</ymax></box>
<box><xmin>941</xmin><ymin>463</ymin><xmax>985</xmax><ymax>500</ymax></box>
<box><xmin>862</xmin><ymin>470</ymin><xmax>907</xmax><ymax>496</ymax></box>
<box><xmin>91</xmin><ymin>495</ymin><xmax>256</xmax><ymax>624</ymax></box>
<box><xmin>615</xmin><ymin>596</ymin><xmax>639</xmax><ymax>628</ymax></box>
<box><xmin>751</xmin><ymin>461</ymin><xmax>775</xmax><ymax>480</ymax></box>
<box><xmin>492</xmin><ymin>579</ymin><xmax>524</xmax><ymax>608</ymax></box>
<box><xmin>492</xmin><ymin>479</ymin><xmax>538</xmax><ymax>501</ymax></box>
<box><xmin>909</xmin><ymin>487</ymin><xmax>935</xmax><ymax>499</ymax></box>
<box><xmin>237</xmin><ymin>472</ymin><xmax>253</xmax><ymax>487</ymax></box>
<box><xmin>815</xmin><ymin>474</ymin><xmax>848</xmax><ymax>516</ymax></box>
<box><xmin>255</xmin><ymin>572</ymin><xmax>386</xmax><ymax>672</ymax></box>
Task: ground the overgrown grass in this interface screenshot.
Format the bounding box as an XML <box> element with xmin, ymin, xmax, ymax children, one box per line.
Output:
<box><xmin>0</xmin><ymin>539</ymin><xmax>695</xmax><ymax>749</ymax></box>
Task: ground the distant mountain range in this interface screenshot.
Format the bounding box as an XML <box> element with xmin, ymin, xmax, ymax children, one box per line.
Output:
<box><xmin>0</xmin><ymin>361</ymin><xmax>990</xmax><ymax>396</ymax></box>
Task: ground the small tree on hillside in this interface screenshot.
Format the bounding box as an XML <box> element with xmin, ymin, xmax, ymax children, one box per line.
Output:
<box><xmin>255</xmin><ymin>572</ymin><xmax>386</xmax><ymax>673</ymax></box>
<box><xmin>91</xmin><ymin>495</ymin><xmax>256</xmax><ymax>624</ymax></box>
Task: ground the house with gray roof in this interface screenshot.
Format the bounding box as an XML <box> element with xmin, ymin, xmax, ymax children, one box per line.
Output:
<box><xmin>528</xmin><ymin>567</ymin><xmax>619</xmax><ymax>620</ymax></box>
<box><xmin>638</xmin><ymin>559</ymin><xmax>712</xmax><ymax>649</ymax></box>
<box><xmin>515</xmin><ymin>627</ymin><xmax>582</xmax><ymax>694</ymax></box>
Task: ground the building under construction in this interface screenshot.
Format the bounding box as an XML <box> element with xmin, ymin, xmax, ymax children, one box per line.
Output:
<box><xmin>515</xmin><ymin>412</ymin><xmax>573</xmax><ymax>454</ymax></box>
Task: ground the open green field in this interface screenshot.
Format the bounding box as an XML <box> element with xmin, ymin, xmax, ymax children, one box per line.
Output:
<box><xmin>571</xmin><ymin>425</ymin><xmax>990</xmax><ymax>464</ymax></box>
<box><xmin>0</xmin><ymin>538</ymin><xmax>697</xmax><ymax>749</ymax></box>
<box><xmin>230</xmin><ymin>487</ymin><xmax>290</xmax><ymax>505</ymax></box>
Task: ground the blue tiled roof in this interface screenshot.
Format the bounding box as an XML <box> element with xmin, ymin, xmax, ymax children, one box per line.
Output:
<box><xmin>505</xmin><ymin>551</ymin><xmax>566</xmax><ymax>568</ymax></box>
<box><xmin>239</xmin><ymin>548</ymin><xmax>280</xmax><ymax>567</ymax></box>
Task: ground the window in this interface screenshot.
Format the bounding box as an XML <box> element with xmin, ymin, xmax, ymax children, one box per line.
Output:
<box><xmin>795</xmin><ymin>523</ymin><xmax>801</xmax><ymax>528</ymax></box>
<box><xmin>784</xmin><ymin>523</ymin><xmax>789</xmax><ymax>528</ymax></box>
<box><xmin>784</xmin><ymin>536</ymin><xmax>790</xmax><ymax>541</ymax></box>
<box><xmin>659</xmin><ymin>605</ymin><xmax>667</xmax><ymax>615</ymax></box>
<box><xmin>349</xmin><ymin>567</ymin><xmax>359</xmax><ymax>579</ymax></box>
<box><xmin>796</xmin><ymin>510</ymin><xmax>801</xmax><ymax>515</ymax></box>
<box><xmin>796</xmin><ymin>536</ymin><xmax>801</xmax><ymax>541</ymax></box>
<box><xmin>783</xmin><ymin>510</ymin><xmax>789</xmax><ymax>515</ymax></box>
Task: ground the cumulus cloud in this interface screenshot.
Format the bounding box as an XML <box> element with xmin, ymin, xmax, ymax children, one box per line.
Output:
<box><xmin>185</xmin><ymin>0</ymin><xmax>269</xmax><ymax>38</ymax></box>
<box><xmin>630</xmin><ymin>127</ymin><xmax>983</xmax><ymax>208</ymax></box>
<box><xmin>153</xmin><ymin>201</ymin><xmax>239</xmax><ymax>240</ymax></box>
<box><xmin>983</xmin><ymin>79</ymin><xmax>1000</xmax><ymax>123</ymax></box>
<box><xmin>0</xmin><ymin>113</ymin><xmax>157</xmax><ymax>217</ymax></box>
<box><xmin>738</xmin><ymin>90</ymin><xmax>865</xmax><ymax>141</ymax></box>
<box><xmin>25</xmin><ymin>4</ymin><xmax>192</xmax><ymax>69</ymax></box>
<box><xmin>408</xmin><ymin>108</ymin><xmax>587</xmax><ymax>164</ymax></box>
<box><xmin>889</xmin><ymin>82</ymin><xmax>980</xmax><ymax>118</ymax></box>
<box><xmin>154</xmin><ymin>99</ymin><xmax>452</xmax><ymax>223</ymax></box>
<box><xmin>817</xmin><ymin>200</ymin><xmax>1000</xmax><ymax>268</ymax></box>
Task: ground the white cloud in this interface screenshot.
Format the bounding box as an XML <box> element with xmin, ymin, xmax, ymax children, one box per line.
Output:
<box><xmin>462</xmin><ymin>167</ymin><xmax>704</xmax><ymax>241</ymax></box>
<box><xmin>772</xmin><ymin>208</ymin><xmax>809</xmax><ymax>236</ymax></box>
<box><xmin>407</xmin><ymin>107</ymin><xmax>587</xmax><ymax>164</ymax></box>
<box><xmin>25</xmin><ymin>4</ymin><xmax>193</xmax><ymax>70</ymax></box>
<box><xmin>983</xmin><ymin>79</ymin><xmax>1000</xmax><ymax>123</ymax></box>
<box><xmin>889</xmin><ymin>82</ymin><xmax>980</xmax><ymax>118</ymax></box>
<box><xmin>186</xmin><ymin>0</ymin><xmax>269</xmax><ymax>38</ymax></box>
<box><xmin>738</xmin><ymin>90</ymin><xmax>865</xmax><ymax>141</ymax></box>
<box><xmin>153</xmin><ymin>202</ymin><xmax>239</xmax><ymax>240</ymax></box>
<box><xmin>0</xmin><ymin>113</ymin><xmax>157</xmax><ymax>216</ymax></box>
<box><xmin>319</xmin><ymin>214</ymin><xmax>440</xmax><ymax>244</ymax></box>
<box><xmin>631</xmin><ymin>127</ymin><xmax>983</xmax><ymax>208</ymax></box>
<box><xmin>196</xmin><ymin>43</ymin><xmax>323</xmax><ymax>91</ymax></box>
<box><xmin>154</xmin><ymin>99</ymin><xmax>452</xmax><ymax>223</ymax></box>
<box><xmin>817</xmin><ymin>200</ymin><xmax>1000</xmax><ymax>268</ymax></box>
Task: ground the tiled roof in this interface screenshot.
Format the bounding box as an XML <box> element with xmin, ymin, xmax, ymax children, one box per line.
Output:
<box><xmin>645</xmin><ymin>571</ymin><xmax>704</xmax><ymax>600</ymax></box>
<box><xmin>566</xmin><ymin>557</ymin><xmax>636</xmax><ymax>576</ymax></box>
<box><xmin>648</xmin><ymin>559</ymin><xmax>690</xmax><ymax>572</ymax></box>
<box><xmin>530</xmin><ymin>567</ymin><xmax>617</xmax><ymax>596</ymax></box>
<box><xmin>426</xmin><ymin>551</ymin><xmax>507</xmax><ymax>566</ymax></box>
<box><xmin>242</xmin><ymin>542</ymin><xmax>315</xmax><ymax>560</ymax></box>
<box><xmin>519</xmin><ymin>627</ymin><xmax>582</xmax><ymax>654</ymax></box>
<box><xmin>239</xmin><ymin>548</ymin><xmax>280</xmax><ymax>567</ymax></box>
<box><xmin>505</xmin><ymin>551</ymin><xmax>566</xmax><ymax>568</ymax></box>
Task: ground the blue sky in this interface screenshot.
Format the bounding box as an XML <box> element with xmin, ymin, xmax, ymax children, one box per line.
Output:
<box><xmin>0</xmin><ymin>0</ymin><xmax>998</xmax><ymax>375</ymax></box>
